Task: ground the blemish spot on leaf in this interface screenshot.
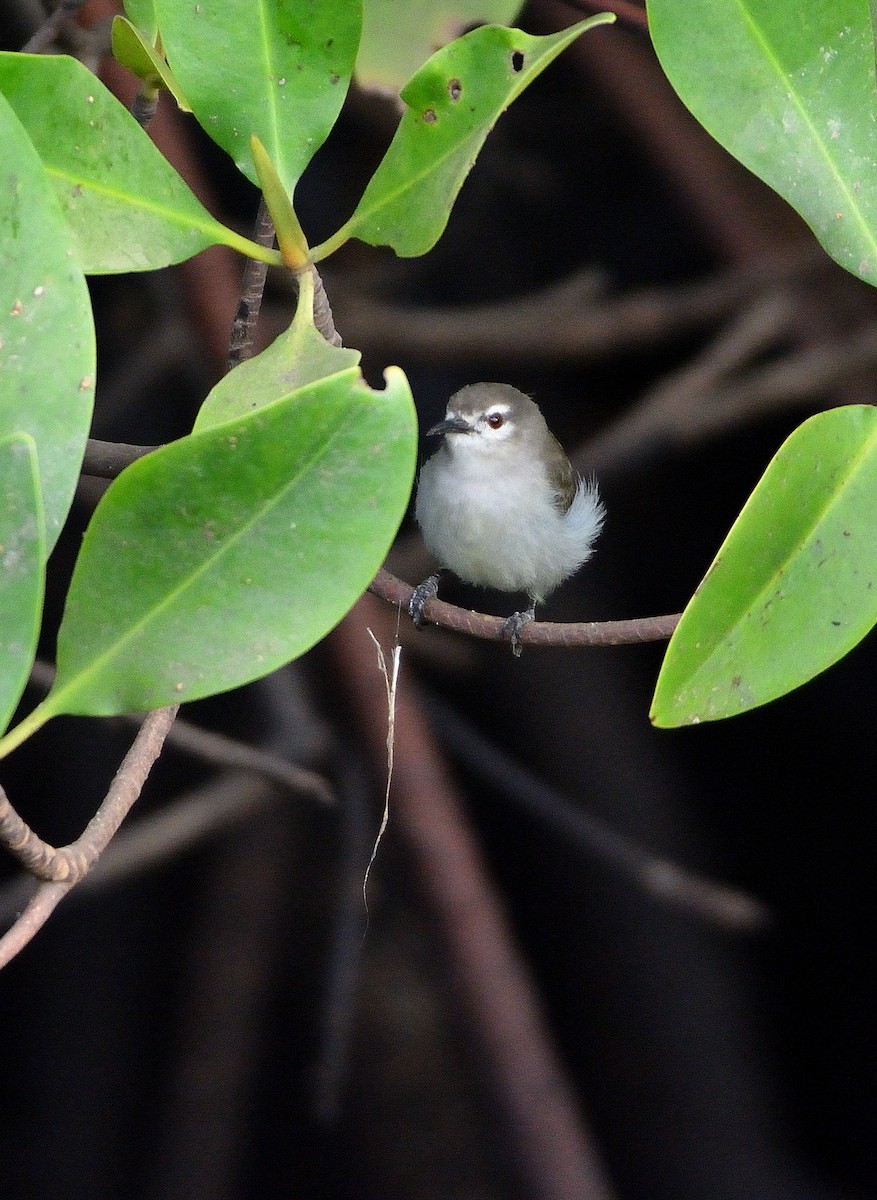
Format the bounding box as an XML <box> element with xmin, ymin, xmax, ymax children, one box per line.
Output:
<box><xmin>9</xmin><ymin>300</ymin><xmax>22</xmax><ymax>316</ymax></box>
<box><xmin>330</xmin><ymin>73</ymin><xmax>340</xmax><ymax>85</ymax></box>
<box><xmin>510</xmin><ymin>50</ymin><xmax>525</xmax><ymax>72</ymax></box>
<box><xmin>448</xmin><ymin>78</ymin><xmax>462</xmax><ymax>101</ymax></box>
<box><xmin>423</xmin><ymin>108</ymin><xmax>437</xmax><ymax>124</ymax></box>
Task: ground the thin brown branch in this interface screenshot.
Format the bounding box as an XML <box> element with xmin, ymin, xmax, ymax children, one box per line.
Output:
<box><xmin>309</xmin><ymin>265</ymin><xmax>343</xmax><ymax>347</ymax></box>
<box><xmin>0</xmin><ymin>881</ymin><xmax>70</xmax><ymax>968</ymax></box>
<box><xmin>227</xmin><ymin>198</ymin><xmax>276</xmax><ymax>372</ymax></box>
<box><xmin>370</xmin><ymin>568</ymin><xmax>681</xmax><ymax>648</ymax></box>
<box><xmin>0</xmin><ymin>706</ymin><xmax>178</xmax><ymax>966</ymax></box>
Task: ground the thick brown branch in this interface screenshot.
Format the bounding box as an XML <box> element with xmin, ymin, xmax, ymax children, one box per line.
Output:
<box><xmin>370</xmin><ymin>569</ymin><xmax>681</xmax><ymax>647</ymax></box>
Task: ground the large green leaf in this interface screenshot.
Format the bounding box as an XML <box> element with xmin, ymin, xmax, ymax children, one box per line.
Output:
<box><xmin>0</xmin><ymin>435</ymin><xmax>45</xmax><ymax>736</ymax></box>
<box><xmin>0</xmin><ymin>91</ymin><xmax>94</xmax><ymax>549</ymax></box>
<box><xmin>38</xmin><ymin>366</ymin><xmax>416</xmax><ymax>718</ymax></box>
<box><xmin>356</xmin><ymin>0</ymin><xmax>524</xmax><ymax>93</ymax></box>
<box><xmin>0</xmin><ymin>53</ymin><xmax>275</xmax><ymax>273</ymax></box>
<box><xmin>651</xmin><ymin>406</ymin><xmax>877</xmax><ymax>726</ymax></box>
<box><xmin>313</xmin><ymin>14</ymin><xmax>615</xmax><ymax>260</ymax></box>
<box><xmin>153</xmin><ymin>0</ymin><xmax>362</xmax><ymax>192</ymax></box>
<box><xmin>647</xmin><ymin>0</ymin><xmax>877</xmax><ymax>287</ymax></box>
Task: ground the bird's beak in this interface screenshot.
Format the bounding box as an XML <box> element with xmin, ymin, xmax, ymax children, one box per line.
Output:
<box><xmin>426</xmin><ymin>414</ymin><xmax>473</xmax><ymax>437</ymax></box>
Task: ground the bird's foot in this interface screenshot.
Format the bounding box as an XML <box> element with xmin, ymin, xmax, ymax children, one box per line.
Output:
<box><xmin>408</xmin><ymin>573</ymin><xmax>442</xmax><ymax>629</ymax></box>
<box><xmin>502</xmin><ymin>604</ymin><xmax>536</xmax><ymax>658</ymax></box>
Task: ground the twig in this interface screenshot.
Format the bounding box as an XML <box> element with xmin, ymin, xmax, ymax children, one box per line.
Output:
<box><xmin>0</xmin><ymin>706</ymin><xmax>178</xmax><ymax>966</ymax></box>
<box><xmin>370</xmin><ymin>568</ymin><xmax>681</xmax><ymax>647</ymax></box>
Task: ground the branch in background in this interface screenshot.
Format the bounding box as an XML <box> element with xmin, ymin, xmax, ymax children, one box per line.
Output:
<box><xmin>370</xmin><ymin>568</ymin><xmax>681</xmax><ymax>647</ymax></box>
<box><xmin>426</xmin><ymin>691</ymin><xmax>770</xmax><ymax>932</ymax></box>
<box><xmin>22</xmin><ymin>0</ymin><xmax>87</xmax><ymax>54</ymax></box>
<box><xmin>323</xmin><ymin>248</ymin><xmax>827</xmax><ymax>366</ymax></box>
<box><xmin>0</xmin><ymin>706</ymin><xmax>178</xmax><ymax>967</ymax></box>
<box><xmin>24</xmin><ymin>663</ymin><xmax>334</xmax><ymax>808</ymax></box>
<box><xmin>556</xmin><ymin>0</ymin><xmax>649</xmax><ymax>33</ymax></box>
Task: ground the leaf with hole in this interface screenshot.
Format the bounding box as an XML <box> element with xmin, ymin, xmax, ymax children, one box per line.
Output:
<box><xmin>40</xmin><ymin>367</ymin><xmax>416</xmax><ymax>718</ymax></box>
<box><xmin>0</xmin><ymin>90</ymin><xmax>94</xmax><ymax>549</ymax></box>
<box><xmin>647</xmin><ymin>0</ymin><xmax>877</xmax><ymax>287</ymax></box>
<box><xmin>313</xmin><ymin>14</ymin><xmax>615</xmax><ymax>259</ymax></box>
<box><xmin>0</xmin><ymin>53</ymin><xmax>275</xmax><ymax>272</ymax></box>
<box><xmin>651</xmin><ymin>406</ymin><xmax>877</xmax><ymax>726</ymax></box>
<box><xmin>0</xmin><ymin>435</ymin><xmax>45</xmax><ymax>736</ymax></box>
<box><xmin>153</xmin><ymin>0</ymin><xmax>361</xmax><ymax>192</ymax></box>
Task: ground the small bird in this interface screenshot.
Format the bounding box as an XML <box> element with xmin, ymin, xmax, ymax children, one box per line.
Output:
<box><xmin>409</xmin><ymin>383</ymin><xmax>605</xmax><ymax>655</ymax></box>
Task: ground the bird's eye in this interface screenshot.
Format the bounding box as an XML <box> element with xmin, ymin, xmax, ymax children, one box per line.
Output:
<box><xmin>487</xmin><ymin>411</ymin><xmax>505</xmax><ymax>429</ymax></box>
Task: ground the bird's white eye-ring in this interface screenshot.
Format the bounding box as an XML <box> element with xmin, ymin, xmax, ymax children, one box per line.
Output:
<box><xmin>486</xmin><ymin>411</ymin><xmax>505</xmax><ymax>429</ymax></box>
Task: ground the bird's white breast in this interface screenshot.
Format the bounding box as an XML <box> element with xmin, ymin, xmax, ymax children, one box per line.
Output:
<box><xmin>415</xmin><ymin>436</ymin><xmax>603</xmax><ymax>601</ymax></box>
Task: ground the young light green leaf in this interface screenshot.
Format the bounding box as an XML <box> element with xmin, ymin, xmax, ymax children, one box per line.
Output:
<box><xmin>42</xmin><ymin>369</ymin><xmax>416</xmax><ymax>718</ymax></box>
<box><xmin>194</xmin><ymin>271</ymin><xmax>360</xmax><ymax>431</ymax></box>
<box><xmin>0</xmin><ymin>91</ymin><xmax>94</xmax><ymax>550</ymax></box>
<box><xmin>250</xmin><ymin>136</ymin><xmax>309</xmax><ymax>269</ymax></box>
<box><xmin>0</xmin><ymin>434</ymin><xmax>45</xmax><ymax>736</ymax></box>
<box><xmin>313</xmin><ymin>14</ymin><xmax>615</xmax><ymax>260</ymax></box>
<box><xmin>356</xmin><ymin>0</ymin><xmax>524</xmax><ymax>94</ymax></box>
<box><xmin>651</xmin><ymin>406</ymin><xmax>877</xmax><ymax>727</ymax></box>
<box><xmin>647</xmin><ymin>0</ymin><xmax>877</xmax><ymax>287</ymax></box>
<box><xmin>111</xmin><ymin>16</ymin><xmax>192</xmax><ymax>112</ymax></box>
<box><xmin>0</xmin><ymin>52</ymin><xmax>278</xmax><ymax>273</ymax></box>
<box><xmin>153</xmin><ymin>0</ymin><xmax>362</xmax><ymax>192</ymax></box>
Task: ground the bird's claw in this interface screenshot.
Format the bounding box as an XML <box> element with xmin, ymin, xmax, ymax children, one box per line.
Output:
<box><xmin>502</xmin><ymin>607</ymin><xmax>535</xmax><ymax>657</ymax></box>
<box><xmin>408</xmin><ymin>573</ymin><xmax>441</xmax><ymax>630</ymax></box>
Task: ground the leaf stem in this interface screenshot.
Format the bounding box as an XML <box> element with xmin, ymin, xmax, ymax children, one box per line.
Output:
<box><xmin>309</xmin><ymin>222</ymin><xmax>352</xmax><ymax>263</ymax></box>
<box><xmin>0</xmin><ymin>696</ymin><xmax>55</xmax><ymax>761</ymax></box>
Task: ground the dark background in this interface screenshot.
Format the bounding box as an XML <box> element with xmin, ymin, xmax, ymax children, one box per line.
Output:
<box><xmin>2</xmin><ymin>2</ymin><xmax>876</xmax><ymax>1197</ymax></box>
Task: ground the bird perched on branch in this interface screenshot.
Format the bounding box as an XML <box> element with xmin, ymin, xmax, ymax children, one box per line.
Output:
<box><xmin>409</xmin><ymin>383</ymin><xmax>605</xmax><ymax>655</ymax></box>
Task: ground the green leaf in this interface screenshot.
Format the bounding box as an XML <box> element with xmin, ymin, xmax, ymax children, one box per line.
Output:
<box><xmin>647</xmin><ymin>0</ymin><xmax>877</xmax><ymax>287</ymax></box>
<box><xmin>194</xmin><ymin>271</ymin><xmax>360</xmax><ymax>431</ymax></box>
<box><xmin>122</xmin><ymin>0</ymin><xmax>158</xmax><ymax>41</ymax></box>
<box><xmin>0</xmin><ymin>52</ymin><xmax>278</xmax><ymax>273</ymax></box>
<box><xmin>356</xmin><ymin>0</ymin><xmax>524</xmax><ymax>94</ymax></box>
<box><xmin>153</xmin><ymin>0</ymin><xmax>362</xmax><ymax>192</ymax></box>
<box><xmin>0</xmin><ymin>91</ymin><xmax>95</xmax><ymax>549</ymax></box>
<box><xmin>111</xmin><ymin>16</ymin><xmax>192</xmax><ymax>112</ymax></box>
<box><xmin>651</xmin><ymin>406</ymin><xmax>877</xmax><ymax>727</ymax></box>
<box><xmin>0</xmin><ymin>434</ymin><xmax>45</xmax><ymax>736</ymax></box>
<box><xmin>43</xmin><ymin>368</ymin><xmax>416</xmax><ymax>717</ymax></box>
<box><xmin>313</xmin><ymin>14</ymin><xmax>615</xmax><ymax>260</ymax></box>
